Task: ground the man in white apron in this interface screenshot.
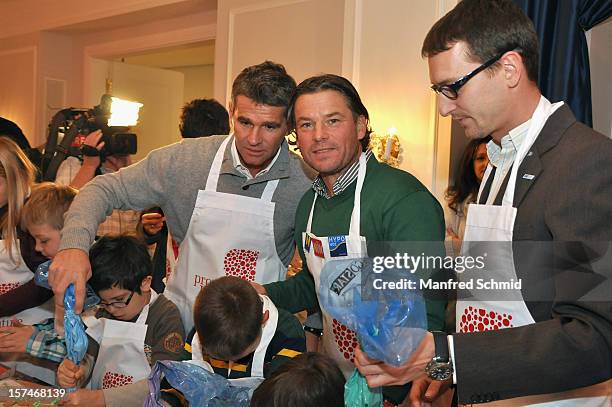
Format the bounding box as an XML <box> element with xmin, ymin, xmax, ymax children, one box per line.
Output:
<box><xmin>357</xmin><ymin>1</ymin><xmax>612</xmax><ymax>406</ymax></box>
<box><xmin>137</xmin><ymin>99</ymin><xmax>230</xmax><ymax>293</ymax></box>
<box><xmin>261</xmin><ymin>74</ymin><xmax>447</xmax><ymax>405</ymax></box>
<box><xmin>48</xmin><ymin>61</ymin><xmax>314</xmax><ymax>333</ymax></box>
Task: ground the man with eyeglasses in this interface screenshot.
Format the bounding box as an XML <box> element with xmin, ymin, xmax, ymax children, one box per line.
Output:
<box><xmin>356</xmin><ymin>0</ymin><xmax>612</xmax><ymax>406</ymax></box>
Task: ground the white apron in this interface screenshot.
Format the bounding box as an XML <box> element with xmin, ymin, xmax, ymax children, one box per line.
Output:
<box><xmin>89</xmin><ymin>291</ymin><xmax>157</xmax><ymax>390</ymax></box>
<box><xmin>190</xmin><ymin>294</ymin><xmax>279</xmax><ymax>378</ymax></box>
<box><xmin>0</xmin><ymin>239</ymin><xmax>55</xmax><ymax>384</ymax></box>
<box><xmin>165</xmin><ymin>136</ymin><xmax>286</xmax><ymax>332</ymax></box>
<box><xmin>457</xmin><ymin>97</ymin><xmax>610</xmax><ymax>406</ymax></box>
<box><xmin>303</xmin><ymin>153</ymin><xmax>368</xmax><ymax>377</ymax></box>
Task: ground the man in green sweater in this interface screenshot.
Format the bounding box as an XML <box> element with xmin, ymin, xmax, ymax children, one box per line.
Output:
<box><xmin>258</xmin><ymin>74</ymin><xmax>446</xmax><ymax>404</ymax></box>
